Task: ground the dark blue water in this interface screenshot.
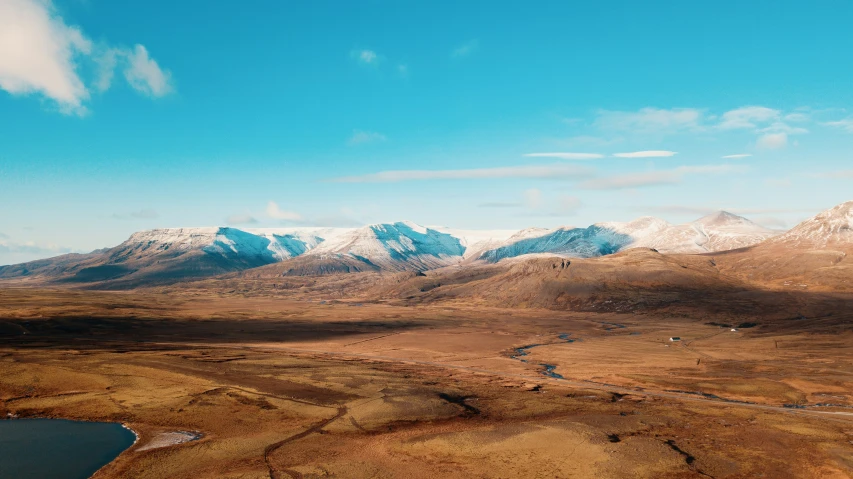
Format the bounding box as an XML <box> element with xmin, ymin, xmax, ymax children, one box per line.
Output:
<box><xmin>539</xmin><ymin>364</ymin><xmax>564</xmax><ymax>379</ymax></box>
<box><xmin>0</xmin><ymin>418</ymin><xmax>136</xmax><ymax>479</ymax></box>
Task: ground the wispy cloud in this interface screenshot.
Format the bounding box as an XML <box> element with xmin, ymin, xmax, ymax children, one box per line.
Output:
<box><xmin>523</xmin><ymin>152</ymin><xmax>604</xmax><ymax>160</ymax></box>
<box><xmin>330</xmin><ymin>164</ymin><xmax>594</xmax><ymax>183</ymax></box>
<box><xmin>451</xmin><ymin>40</ymin><xmax>479</xmax><ymax>58</ymax></box>
<box><xmin>612</xmin><ymin>150</ymin><xmax>678</xmax><ymax>158</ymax></box>
<box><xmin>594</xmin><ymin>108</ymin><xmax>702</xmax><ymax>134</ymax></box>
<box><xmin>756</xmin><ymin>132</ymin><xmax>788</xmax><ymax>150</ymax></box>
<box><xmin>578</xmin><ymin>164</ymin><xmax>747</xmax><ymax>190</ymax></box>
<box><xmin>0</xmin><ymin>0</ymin><xmax>172</xmax><ymax>115</ymax></box>
<box><xmin>96</xmin><ymin>45</ymin><xmax>172</xmax><ymax>97</ymax></box>
<box><xmin>350</xmin><ymin>49</ymin><xmax>380</xmax><ymax>65</ymax></box>
<box><xmin>226</xmin><ymin>214</ymin><xmax>258</xmax><ymax>225</ymax></box>
<box><xmin>722</xmin><ymin>153</ymin><xmax>752</xmax><ymax>159</ymax></box>
<box><xmin>718</xmin><ymin>106</ymin><xmax>780</xmax><ymax>130</ymax></box>
<box><xmin>266</xmin><ymin>201</ymin><xmax>303</xmax><ymax>221</ymax></box>
<box><xmin>122</xmin><ymin>45</ymin><xmax>173</xmax><ymax>97</ymax></box>
<box><xmin>397</xmin><ymin>64</ymin><xmax>409</xmax><ymax>77</ymax></box>
<box><xmin>347</xmin><ymin>129</ymin><xmax>387</xmax><ymax>146</ymax></box>
<box><xmin>824</xmin><ymin>118</ymin><xmax>853</xmax><ymax>133</ymax></box>
<box><xmin>0</xmin><ymin>240</ymin><xmax>72</xmax><ymax>256</ymax></box>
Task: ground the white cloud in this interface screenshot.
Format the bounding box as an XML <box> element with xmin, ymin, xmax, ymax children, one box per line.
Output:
<box><xmin>123</xmin><ymin>45</ymin><xmax>172</xmax><ymax>97</ymax></box>
<box><xmin>721</xmin><ymin>153</ymin><xmax>752</xmax><ymax>159</ymax></box>
<box><xmin>523</xmin><ymin>188</ymin><xmax>543</xmax><ymax>209</ymax></box>
<box><xmin>594</xmin><ymin>108</ymin><xmax>702</xmax><ymax>133</ymax></box>
<box><xmin>0</xmin><ymin>0</ymin><xmax>92</xmax><ymax>114</ymax></box>
<box><xmin>348</xmin><ymin>129</ymin><xmax>387</xmax><ymax>145</ymax></box>
<box><xmin>265</xmin><ymin>201</ymin><xmax>303</xmax><ymax>221</ymax></box>
<box><xmin>397</xmin><ymin>64</ymin><xmax>408</xmax><ymax>77</ymax></box>
<box><xmin>226</xmin><ymin>213</ymin><xmax>258</xmax><ymax>225</ymax></box>
<box><xmin>824</xmin><ymin>118</ymin><xmax>853</xmax><ymax>133</ymax></box>
<box><xmin>784</xmin><ymin>112</ymin><xmax>810</xmax><ymax>123</ymax></box>
<box><xmin>718</xmin><ymin>106</ymin><xmax>780</xmax><ymax>130</ymax></box>
<box><xmin>0</xmin><ymin>0</ymin><xmax>172</xmax><ymax>114</ymax></box>
<box><xmin>351</xmin><ymin>49</ymin><xmax>380</xmax><ymax>65</ymax></box>
<box><xmin>451</xmin><ymin>40</ymin><xmax>479</xmax><ymax>58</ymax></box>
<box><xmin>523</xmin><ymin>152</ymin><xmax>604</xmax><ymax>160</ymax></box>
<box><xmin>0</xmin><ymin>239</ymin><xmax>71</xmax><ymax>255</ymax></box>
<box><xmin>756</xmin><ymin>132</ymin><xmax>788</xmax><ymax>150</ymax></box>
<box><xmin>759</xmin><ymin>122</ymin><xmax>808</xmax><ymax>135</ymax></box>
<box><xmin>330</xmin><ymin>164</ymin><xmax>594</xmax><ymax>183</ymax></box>
<box><xmin>579</xmin><ymin>164</ymin><xmax>746</xmax><ymax>190</ymax></box>
<box><xmin>96</xmin><ymin>45</ymin><xmax>172</xmax><ymax>97</ymax></box>
<box><xmin>612</xmin><ymin>150</ymin><xmax>678</xmax><ymax>158</ymax></box>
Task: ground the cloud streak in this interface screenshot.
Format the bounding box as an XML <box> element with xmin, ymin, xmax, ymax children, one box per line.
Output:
<box><xmin>612</xmin><ymin>150</ymin><xmax>678</xmax><ymax>158</ymax></box>
<box><xmin>524</xmin><ymin>152</ymin><xmax>604</xmax><ymax>160</ymax></box>
<box><xmin>594</xmin><ymin>108</ymin><xmax>702</xmax><ymax>133</ymax></box>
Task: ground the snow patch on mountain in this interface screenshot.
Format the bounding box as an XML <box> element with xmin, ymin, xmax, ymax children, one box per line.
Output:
<box><xmin>769</xmin><ymin>201</ymin><xmax>853</xmax><ymax>248</ymax></box>
<box><xmin>475</xmin><ymin>211</ymin><xmax>779</xmax><ymax>262</ymax></box>
<box><xmin>308</xmin><ymin>222</ymin><xmax>465</xmax><ymax>271</ymax></box>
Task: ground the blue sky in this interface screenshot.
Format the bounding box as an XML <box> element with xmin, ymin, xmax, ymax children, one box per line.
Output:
<box><xmin>1</xmin><ymin>0</ymin><xmax>853</xmax><ymax>264</ymax></box>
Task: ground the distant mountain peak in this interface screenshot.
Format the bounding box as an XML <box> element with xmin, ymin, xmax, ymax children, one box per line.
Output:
<box><xmin>773</xmin><ymin>200</ymin><xmax>853</xmax><ymax>247</ymax></box>
<box><xmin>694</xmin><ymin>210</ymin><xmax>753</xmax><ymax>227</ymax></box>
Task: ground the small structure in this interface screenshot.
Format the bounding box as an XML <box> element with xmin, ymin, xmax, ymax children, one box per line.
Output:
<box><xmin>669</xmin><ymin>337</ymin><xmax>681</xmax><ymax>342</ymax></box>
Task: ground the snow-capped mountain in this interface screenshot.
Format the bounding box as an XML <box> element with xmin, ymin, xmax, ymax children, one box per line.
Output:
<box><xmin>711</xmin><ymin>201</ymin><xmax>853</xmax><ymax>290</ymax></box>
<box><xmin>629</xmin><ymin>211</ymin><xmax>780</xmax><ymax>254</ymax></box>
<box><xmin>766</xmin><ymin>200</ymin><xmax>853</xmax><ymax>248</ymax></box>
<box><xmin>0</xmin><ymin>209</ymin><xmax>804</xmax><ymax>287</ymax></box>
<box><xmin>304</xmin><ymin>221</ymin><xmax>466</xmax><ymax>272</ymax></box>
<box><xmin>472</xmin><ymin>211</ymin><xmax>779</xmax><ymax>263</ymax></box>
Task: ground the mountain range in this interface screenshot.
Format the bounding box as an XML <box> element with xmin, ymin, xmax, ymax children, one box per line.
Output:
<box><xmin>1</xmin><ymin>202</ymin><xmax>850</xmax><ymax>291</ymax></box>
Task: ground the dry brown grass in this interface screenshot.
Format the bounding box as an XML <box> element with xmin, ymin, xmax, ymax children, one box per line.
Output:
<box><xmin>2</xmin><ymin>288</ymin><xmax>852</xmax><ymax>478</ymax></box>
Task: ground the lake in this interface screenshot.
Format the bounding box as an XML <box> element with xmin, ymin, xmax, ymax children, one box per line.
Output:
<box><xmin>0</xmin><ymin>418</ymin><xmax>136</xmax><ymax>479</ymax></box>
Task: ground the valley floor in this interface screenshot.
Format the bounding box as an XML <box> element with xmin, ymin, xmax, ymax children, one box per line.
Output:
<box><xmin>1</xmin><ymin>288</ymin><xmax>852</xmax><ymax>478</ymax></box>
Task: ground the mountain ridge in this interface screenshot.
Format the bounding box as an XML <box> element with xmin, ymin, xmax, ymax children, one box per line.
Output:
<box><xmin>5</xmin><ymin>203</ymin><xmax>850</xmax><ymax>289</ymax></box>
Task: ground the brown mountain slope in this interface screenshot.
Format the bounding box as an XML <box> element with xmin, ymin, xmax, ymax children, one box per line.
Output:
<box><xmin>711</xmin><ymin>201</ymin><xmax>853</xmax><ymax>291</ymax></box>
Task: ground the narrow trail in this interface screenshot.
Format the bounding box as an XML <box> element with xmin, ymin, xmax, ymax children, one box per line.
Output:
<box><xmin>264</xmin><ymin>406</ymin><xmax>347</xmax><ymax>479</ymax></box>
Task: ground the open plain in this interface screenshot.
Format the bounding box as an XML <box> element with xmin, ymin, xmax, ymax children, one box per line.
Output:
<box><xmin>2</xmin><ymin>286</ymin><xmax>852</xmax><ymax>478</ymax></box>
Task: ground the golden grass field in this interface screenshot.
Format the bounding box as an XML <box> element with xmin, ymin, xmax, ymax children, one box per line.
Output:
<box><xmin>1</xmin><ymin>287</ymin><xmax>852</xmax><ymax>478</ymax></box>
